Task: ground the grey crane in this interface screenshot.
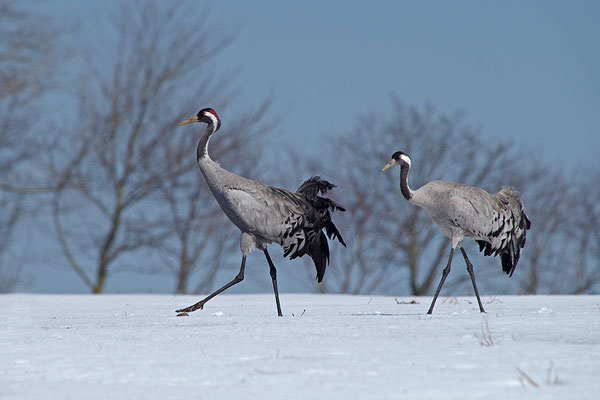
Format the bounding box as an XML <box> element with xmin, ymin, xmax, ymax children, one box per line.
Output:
<box><xmin>382</xmin><ymin>151</ymin><xmax>530</xmax><ymax>314</ymax></box>
<box><xmin>175</xmin><ymin>108</ymin><xmax>346</xmax><ymax>316</ymax></box>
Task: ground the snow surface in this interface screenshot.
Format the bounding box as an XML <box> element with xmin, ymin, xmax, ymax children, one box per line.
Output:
<box><xmin>1</xmin><ymin>294</ymin><xmax>599</xmax><ymax>400</ymax></box>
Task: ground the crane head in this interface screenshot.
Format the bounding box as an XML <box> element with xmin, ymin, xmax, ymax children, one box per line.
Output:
<box><xmin>382</xmin><ymin>151</ymin><xmax>411</xmax><ymax>171</ymax></box>
<box><xmin>177</xmin><ymin>108</ymin><xmax>221</xmax><ymax>132</ymax></box>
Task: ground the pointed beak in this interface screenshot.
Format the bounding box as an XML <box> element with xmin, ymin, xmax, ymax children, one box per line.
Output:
<box><xmin>177</xmin><ymin>115</ymin><xmax>200</xmax><ymax>126</ymax></box>
<box><xmin>382</xmin><ymin>160</ymin><xmax>395</xmax><ymax>172</ymax></box>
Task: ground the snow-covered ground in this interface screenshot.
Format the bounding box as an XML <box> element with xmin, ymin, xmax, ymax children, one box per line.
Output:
<box><xmin>1</xmin><ymin>294</ymin><xmax>599</xmax><ymax>399</ymax></box>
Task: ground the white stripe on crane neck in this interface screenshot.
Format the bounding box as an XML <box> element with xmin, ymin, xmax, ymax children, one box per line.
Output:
<box><xmin>203</xmin><ymin>111</ymin><xmax>219</xmax><ymax>130</ymax></box>
<box><xmin>399</xmin><ymin>153</ymin><xmax>411</xmax><ymax>166</ymax></box>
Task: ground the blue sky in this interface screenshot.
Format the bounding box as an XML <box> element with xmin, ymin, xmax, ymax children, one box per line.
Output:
<box><xmin>210</xmin><ymin>0</ymin><xmax>600</xmax><ymax>165</ymax></box>
<box><xmin>43</xmin><ymin>0</ymin><xmax>600</xmax><ymax>164</ymax></box>
<box><xmin>25</xmin><ymin>0</ymin><xmax>600</xmax><ymax>293</ymax></box>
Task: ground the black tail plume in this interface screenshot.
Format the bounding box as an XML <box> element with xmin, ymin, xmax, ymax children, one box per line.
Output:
<box><xmin>477</xmin><ymin>188</ymin><xmax>531</xmax><ymax>277</ymax></box>
<box><xmin>296</xmin><ymin>176</ymin><xmax>335</xmax><ymax>199</ymax></box>
<box><xmin>294</xmin><ymin>176</ymin><xmax>346</xmax><ymax>281</ymax></box>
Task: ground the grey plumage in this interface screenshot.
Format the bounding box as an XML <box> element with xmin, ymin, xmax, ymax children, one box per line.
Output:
<box><xmin>175</xmin><ymin>108</ymin><xmax>345</xmax><ymax>316</ymax></box>
<box><xmin>383</xmin><ymin>151</ymin><xmax>530</xmax><ymax>314</ymax></box>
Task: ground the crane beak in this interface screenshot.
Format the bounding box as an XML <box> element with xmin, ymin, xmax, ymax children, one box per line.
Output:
<box><xmin>177</xmin><ymin>115</ymin><xmax>200</xmax><ymax>126</ymax></box>
<box><xmin>382</xmin><ymin>160</ymin><xmax>396</xmax><ymax>172</ymax></box>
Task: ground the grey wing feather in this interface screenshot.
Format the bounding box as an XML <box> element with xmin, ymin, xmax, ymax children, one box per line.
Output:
<box><xmin>446</xmin><ymin>186</ymin><xmax>531</xmax><ymax>276</ymax></box>
<box><xmin>222</xmin><ymin>176</ymin><xmax>346</xmax><ymax>282</ymax></box>
<box><xmin>223</xmin><ymin>183</ymin><xmax>312</xmax><ymax>256</ymax></box>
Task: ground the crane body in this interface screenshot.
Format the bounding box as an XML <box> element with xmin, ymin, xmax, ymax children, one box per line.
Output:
<box><xmin>383</xmin><ymin>151</ymin><xmax>530</xmax><ymax>314</ymax></box>
<box><xmin>175</xmin><ymin>108</ymin><xmax>345</xmax><ymax>316</ymax></box>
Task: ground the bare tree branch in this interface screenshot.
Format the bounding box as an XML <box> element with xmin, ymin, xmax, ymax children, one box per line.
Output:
<box><xmin>45</xmin><ymin>2</ymin><xmax>275</xmax><ymax>293</ymax></box>
<box><xmin>0</xmin><ymin>0</ymin><xmax>63</xmax><ymax>291</ymax></box>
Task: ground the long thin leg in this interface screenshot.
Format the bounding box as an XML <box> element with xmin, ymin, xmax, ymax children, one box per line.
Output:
<box><xmin>263</xmin><ymin>249</ymin><xmax>283</xmax><ymax>317</ymax></box>
<box><xmin>176</xmin><ymin>255</ymin><xmax>246</xmax><ymax>313</ymax></box>
<box><xmin>427</xmin><ymin>248</ymin><xmax>454</xmax><ymax>314</ymax></box>
<box><xmin>460</xmin><ymin>248</ymin><xmax>486</xmax><ymax>313</ymax></box>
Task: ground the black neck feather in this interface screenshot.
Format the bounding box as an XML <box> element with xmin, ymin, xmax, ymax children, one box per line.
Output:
<box><xmin>400</xmin><ymin>164</ymin><xmax>412</xmax><ymax>201</ymax></box>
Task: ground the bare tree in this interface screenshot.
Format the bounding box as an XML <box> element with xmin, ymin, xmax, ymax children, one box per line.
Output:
<box><xmin>512</xmin><ymin>163</ymin><xmax>568</xmax><ymax>294</ymax></box>
<box><xmin>575</xmin><ymin>166</ymin><xmax>600</xmax><ymax>293</ymax></box>
<box><xmin>569</xmin><ymin>166</ymin><xmax>600</xmax><ymax>293</ymax></box>
<box><xmin>47</xmin><ymin>3</ymin><xmax>272</xmax><ymax>293</ymax></box>
<box><xmin>520</xmin><ymin>163</ymin><xmax>600</xmax><ymax>294</ymax></box>
<box><xmin>0</xmin><ymin>0</ymin><xmax>62</xmax><ymax>291</ymax></box>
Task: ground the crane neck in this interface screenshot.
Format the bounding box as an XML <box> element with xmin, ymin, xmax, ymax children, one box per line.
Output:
<box><xmin>197</xmin><ymin>124</ymin><xmax>216</xmax><ymax>161</ymax></box>
<box><xmin>400</xmin><ymin>164</ymin><xmax>414</xmax><ymax>201</ymax></box>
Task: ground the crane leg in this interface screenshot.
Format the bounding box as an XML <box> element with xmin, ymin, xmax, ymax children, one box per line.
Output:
<box><xmin>460</xmin><ymin>248</ymin><xmax>486</xmax><ymax>313</ymax></box>
<box><xmin>263</xmin><ymin>249</ymin><xmax>283</xmax><ymax>317</ymax></box>
<box><xmin>427</xmin><ymin>248</ymin><xmax>454</xmax><ymax>314</ymax></box>
<box><xmin>175</xmin><ymin>255</ymin><xmax>246</xmax><ymax>314</ymax></box>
